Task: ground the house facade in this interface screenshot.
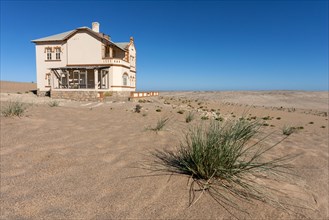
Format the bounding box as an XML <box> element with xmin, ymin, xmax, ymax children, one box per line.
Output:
<box><xmin>32</xmin><ymin>22</ymin><xmax>137</xmax><ymax>100</ymax></box>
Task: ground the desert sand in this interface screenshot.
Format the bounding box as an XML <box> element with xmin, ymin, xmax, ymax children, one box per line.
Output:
<box><xmin>1</xmin><ymin>81</ymin><xmax>328</xmax><ymax>219</ymax></box>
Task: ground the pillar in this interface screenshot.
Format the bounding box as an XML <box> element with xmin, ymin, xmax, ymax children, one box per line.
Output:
<box><xmin>94</xmin><ymin>69</ymin><xmax>98</xmax><ymax>89</ymax></box>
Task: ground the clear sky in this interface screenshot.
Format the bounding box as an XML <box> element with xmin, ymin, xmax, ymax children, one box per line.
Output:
<box><xmin>1</xmin><ymin>0</ymin><xmax>328</xmax><ymax>91</ymax></box>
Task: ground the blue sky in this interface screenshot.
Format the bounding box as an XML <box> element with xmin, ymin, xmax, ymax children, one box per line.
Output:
<box><xmin>1</xmin><ymin>0</ymin><xmax>328</xmax><ymax>91</ymax></box>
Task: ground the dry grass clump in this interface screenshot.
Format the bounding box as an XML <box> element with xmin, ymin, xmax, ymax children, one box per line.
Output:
<box><xmin>1</xmin><ymin>101</ymin><xmax>26</xmax><ymax>117</ymax></box>
<box><xmin>48</xmin><ymin>100</ymin><xmax>60</xmax><ymax>107</ymax></box>
<box><xmin>185</xmin><ymin>111</ymin><xmax>194</xmax><ymax>123</ymax></box>
<box><xmin>147</xmin><ymin>117</ymin><xmax>169</xmax><ymax>133</ymax></box>
<box><xmin>149</xmin><ymin>119</ymin><xmax>298</xmax><ymax>216</ymax></box>
<box><xmin>282</xmin><ymin>125</ymin><xmax>296</xmax><ymax>136</ymax></box>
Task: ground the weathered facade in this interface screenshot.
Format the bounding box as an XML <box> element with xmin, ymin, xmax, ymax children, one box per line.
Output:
<box><xmin>32</xmin><ymin>22</ymin><xmax>137</xmax><ymax>100</ymax></box>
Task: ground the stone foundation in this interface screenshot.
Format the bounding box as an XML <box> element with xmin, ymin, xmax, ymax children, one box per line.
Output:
<box><xmin>51</xmin><ymin>90</ymin><xmax>131</xmax><ymax>101</ymax></box>
<box><xmin>37</xmin><ymin>89</ymin><xmax>50</xmax><ymax>97</ymax></box>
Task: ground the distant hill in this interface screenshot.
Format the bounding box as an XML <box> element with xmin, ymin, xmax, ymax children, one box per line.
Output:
<box><xmin>0</xmin><ymin>81</ymin><xmax>37</xmax><ymax>93</ymax></box>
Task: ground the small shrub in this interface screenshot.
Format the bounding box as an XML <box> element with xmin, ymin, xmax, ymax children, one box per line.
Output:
<box><xmin>142</xmin><ymin>113</ymin><xmax>147</xmax><ymax>117</ymax></box>
<box><xmin>215</xmin><ymin>117</ymin><xmax>223</xmax><ymax>121</ymax></box>
<box><xmin>156</xmin><ymin>109</ymin><xmax>162</xmax><ymax>112</ymax></box>
<box><xmin>177</xmin><ymin>110</ymin><xmax>185</xmax><ymax>114</ymax></box>
<box><xmin>201</xmin><ymin>116</ymin><xmax>209</xmax><ymax>120</ymax></box>
<box><xmin>134</xmin><ymin>104</ymin><xmax>142</xmax><ymax>113</ymax></box>
<box><xmin>149</xmin><ymin>119</ymin><xmax>297</xmax><ymax>215</ymax></box>
<box><xmin>276</xmin><ymin>117</ymin><xmax>281</xmax><ymax>120</ymax></box>
<box><xmin>262</xmin><ymin>116</ymin><xmax>271</xmax><ymax>120</ymax></box>
<box><xmin>308</xmin><ymin>122</ymin><xmax>314</xmax><ymax>124</ymax></box>
<box><xmin>283</xmin><ymin>125</ymin><xmax>296</xmax><ymax>136</ymax></box>
<box><xmin>148</xmin><ymin>117</ymin><xmax>169</xmax><ymax>132</ymax></box>
<box><xmin>1</xmin><ymin>101</ymin><xmax>26</xmax><ymax>117</ymax></box>
<box><xmin>48</xmin><ymin>100</ymin><xmax>59</xmax><ymax>107</ymax></box>
<box><xmin>185</xmin><ymin>111</ymin><xmax>194</xmax><ymax>123</ymax></box>
<box><xmin>321</xmin><ymin>126</ymin><xmax>326</xmax><ymax>128</ymax></box>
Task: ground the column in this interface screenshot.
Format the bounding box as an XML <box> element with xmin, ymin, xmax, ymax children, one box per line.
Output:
<box><xmin>94</xmin><ymin>69</ymin><xmax>98</xmax><ymax>89</ymax></box>
<box><xmin>51</xmin><ymin>71</ymin><xmax>54</xmax><ymax>89</ymax></box>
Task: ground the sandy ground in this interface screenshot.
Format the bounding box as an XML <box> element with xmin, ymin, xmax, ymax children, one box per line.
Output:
<box><xmin>1</xmin><ymin>82</ymin><xmax>328</xmax><ymax>219</ymax></box>
<box><xmin>0</xmin><ymin>81</ymin><xmax>37</xmax><ymax>93</ymax></box>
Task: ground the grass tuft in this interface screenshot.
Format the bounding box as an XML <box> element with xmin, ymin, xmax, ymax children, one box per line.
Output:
<box><xmin>282</xmin><ymin>125</ymin><xmax>295</xmax><ymax>136</ymax></box>
<box><xmin>148</xmin><ymin>117</ymin><xmax>169</xmax><ymax>132</ymax></box>
<box><xmin>48</xmin><ymin>100</ymin><xmax>60</xmax><ymax>107</ymax></box>
<box><xmin>148</xmin><ymin>119</ymin><xmax>298</xmax><ymax>216</ymax></box>
<box><xmin>1</xmin><ymin>101</ymin><xmax>26</xmax><ymax>117</ymax></box>
<box><xmin>185</xmin><ymin>111</ymin><xmax>194</xmax><ymax>123</ymax></box>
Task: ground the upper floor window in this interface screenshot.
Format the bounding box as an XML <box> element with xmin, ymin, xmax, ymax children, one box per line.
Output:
<box><xmin>46</xmin><ymin>48</ymin><xmax>52</xmax><ymax>60</ymax></box>
<box><xmin>105</xmin><ymin>46</ymin><xmax>110</xmax><ymax>58</ymax></box>
<box><xmin>55</xmin><ymin>48</ymin><xmax>61</xmax><ymax>60</ymax></box>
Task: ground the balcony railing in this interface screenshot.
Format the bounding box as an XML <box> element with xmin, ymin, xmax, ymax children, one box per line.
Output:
<box><xmin>102</xmin><ymin>58</ymin><xmax>130</xmax><ymax>67</ymax></box>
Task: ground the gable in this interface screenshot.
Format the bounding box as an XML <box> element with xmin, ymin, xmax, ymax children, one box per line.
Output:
<box><xmin>67</xmin><ymin>30</ymin><xmax>103</xmax><ymax>64</ymax></box>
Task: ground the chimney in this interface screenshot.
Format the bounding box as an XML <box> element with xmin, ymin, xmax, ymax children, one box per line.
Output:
<box><xmin>92</xmin><ymin>22</ymin><xmax>100</xmax><ymax>33</ymax></box>
<box><xmin>130</xmin><ymin>36</ymin><xmax>134</xmax><ymax>43</ymax></box>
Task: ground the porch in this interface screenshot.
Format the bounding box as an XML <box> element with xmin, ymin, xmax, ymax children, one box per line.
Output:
<box><xmin>50</xmin><ymin>66</ymin><xmax>110</xmax><ymax>90</ymax></box>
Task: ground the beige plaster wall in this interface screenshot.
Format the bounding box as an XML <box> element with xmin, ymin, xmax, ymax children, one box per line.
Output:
<box><xmin>67</xmin><ymin>31</ymin><xmax>102</xmax><ymax>65</ymax></box>
<box><xmin>35</xmin><ymin>42</ymin><xmax>67</xmax><ymax>91</ymax></box>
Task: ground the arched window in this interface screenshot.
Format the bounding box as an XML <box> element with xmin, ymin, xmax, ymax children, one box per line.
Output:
<box><xmin>122</xmin><ymin>73</ymin><xmax>128</xmax><ymax>86</ymax></box>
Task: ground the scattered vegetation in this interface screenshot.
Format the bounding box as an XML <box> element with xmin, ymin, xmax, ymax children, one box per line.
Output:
<box><xmin>147</xmin><ymin>117</ymin><xmax>169</xmax><ymax>132</ymax></box>
<box><xmin>185</xmin><ymin>111</ymin><xmax>195</xmax><ymax>123</ymax></box>
<box><xmin>262</xmin><ymin>116</ymin><xmax>272</xmax><ymax>120</ymax></box>
<box><xmin>1</xmin><ymin>101</ymin><xmax>26</xmax><ymax>117</ymax></box>
<box><xmin>134</xmin><ymin>104</ymin><xmax>142</xmax><ymax>113</ymax></box>
<box><xmin>48</xmin><ymin>100</ymin><xmax>60</xmax><ymax>107</ymax></box>
<box><xmin>282</xmin><ymin>125</ymin><xmax>296</xmax><ymax>136</ymax></box>
<box><xmin>149</xmin><ymin>119</ymin><xmax>296</xmax><ymax>216</ymax></box>
<box><xmin>201</xmin><ymin>115</ymin><xmax>209</xmax><ymax>120</ymax></box>
<box><xmin>215</xmin><ymin>117</ymin><xmax>224</xmax><ymax>121</ymax></box>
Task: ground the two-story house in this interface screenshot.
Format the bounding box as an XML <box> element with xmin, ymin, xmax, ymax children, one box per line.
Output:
<box><xmin>32</xmin><ymin>22</ymin><xmax>136</xmax><ymax>100</ymax></box>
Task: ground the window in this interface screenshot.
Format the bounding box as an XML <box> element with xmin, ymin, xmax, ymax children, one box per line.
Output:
<box><xmin>55</xmin><ymin>48</ymin><xmax>61</xmax><ymax>60</ymax></box>
<box><xmin>46</xmin><ymin>48</ymin><xmax>52</xmax><ymax>60</ymax></box>
<box><xmin>123</xmin><ymin>74</ymin><xmax>128</xmax><ymax>86</ymax></box>
<box><xmin>105</xmin><ymin>46</ymin><xmax>110</xmax><ymax>58</ymax></box>
<box><xmin>45</xmin><ymin>73</ymin><xmax>51</xmax><ymax>86</ymax></box>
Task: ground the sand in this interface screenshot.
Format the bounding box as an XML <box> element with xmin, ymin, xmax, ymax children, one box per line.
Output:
<box><xmin>1</xmin><ymin>81</ymin><xmax>328</xmax><ymax>219</ymax></box>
